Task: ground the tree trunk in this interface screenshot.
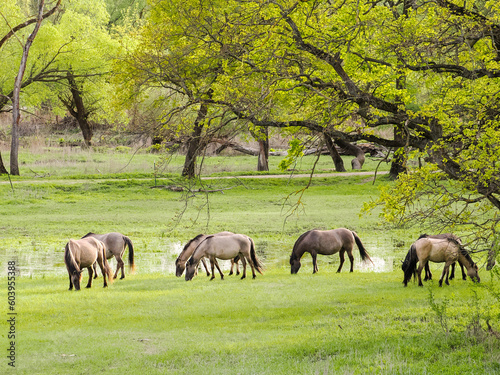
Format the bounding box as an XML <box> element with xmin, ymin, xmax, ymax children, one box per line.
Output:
<box><xmin>334</xmin><ymin>138</ymin><xmax>365</xmax><ymax>170</ymax></box>
<box><xmin>323</xmin><ymin>133</ymin><xmax>346</xmax><ymax>172</ymax></box>
<box><xmin>66</xmin><ymin>72</ymin><xmax>92</xmax><ymax>147</ymax></box>
<box><xmin>182</xmin><ymin>102</ymin><xmax>208</xmax><ymax>178</ymax></box>
<box><xmin>0</xmin><ymin>152</ymin><xmax>8</xmax><ymax>174</ymax></box>
<box><xmin>389</xmin><ymin>125</ymin><xmax>406</xmax><ymax>179</ymax></box>
<box><xmin>253</xmin><ymin>126</ymin><xmax>269</xmax><ymax>172</ymax></box>
<box><xmin>10</xmin><ymin>0</ymin><xmax>47</xmax><ymax>175</ymax></box>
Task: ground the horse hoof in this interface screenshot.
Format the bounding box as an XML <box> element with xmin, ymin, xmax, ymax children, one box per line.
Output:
<box><xmin>120</xmin><ymin>276</ymin><xmax>125</xmax><ymax>280</ymax></box>
<box><xmin>240</xmin><ymin>276</ymin><xmax>246</xmax><ymax>280</ymax></box>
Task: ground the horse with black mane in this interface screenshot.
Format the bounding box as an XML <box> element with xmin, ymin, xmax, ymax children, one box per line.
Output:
<box><xmin>402</xmin><ymin>236</ymin><xmax>480</xmax><ymax>287</ymax></box>
<box><xmin>185</xmin><ymin>233</ymin><xmax>263</xmax><ymax>281</ymax></box>
<box><xmin>413</xmin><ymin>233</ymin><xmax>466</xmax><ymax>281</ymax></box>
<box><xmin>64</xmin><ymin>237</ymin><xmax>113</xmax><ymax>291</ymax></box>
<box><xmin>290</xmin><ymin>228</ymin><xmax>373</xmax><ymax>274</ymax></box>
<box><xmin>176</xmin><ymin>231</ymin><xmax>239</xmax><ymax>278</ymax></box>
<box><xmin>82</xmin><ymin>232</ymin><xmax>135</xmax><ymax>279</ymax></box>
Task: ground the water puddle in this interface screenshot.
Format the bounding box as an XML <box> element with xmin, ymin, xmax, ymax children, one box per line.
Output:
<box><xmin>1</xmin><ymin>236</ymin><xmax>407</xmax><ymax>278</ymax></box>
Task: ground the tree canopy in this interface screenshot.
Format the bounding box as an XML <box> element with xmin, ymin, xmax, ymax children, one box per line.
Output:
<box><xmin>120</xmin><ymin>0</ymin><xmax>500</xmax><ymax>258</ymax></box>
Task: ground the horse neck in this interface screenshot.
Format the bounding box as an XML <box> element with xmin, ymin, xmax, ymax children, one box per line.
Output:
<box><xmin>291</xmin><ymin>245</ymin><xmax>307</xmax><ymax>261</ymax></box>
<box><xmin>458</xmin><ymin>252</ymin><xmax>474</xmax><ymax>270</ymax></box>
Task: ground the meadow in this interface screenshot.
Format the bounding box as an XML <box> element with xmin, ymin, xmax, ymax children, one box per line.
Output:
<box><xmin>1</xmin><ymin>146</ymin><xmax>499</xmax><ymax>374</ymax></box>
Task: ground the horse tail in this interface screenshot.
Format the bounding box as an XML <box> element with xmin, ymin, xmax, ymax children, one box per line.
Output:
<box><xmin>249</xmin><ymin>238</ymin><xmax>264</xmax><ymax>275</ymax></box>
<box><xmin>123</xmin><ymin>236</ymin><xmax>136</xmax><ymax>274</ymax></box>
<box><xmin>64</xmin><ymin>241</ymin><xmax>80</xmax><ymax>275</ymax></box>
<box><xmin>351</xmin><ymin>231</ymin><xmax>373</xmax><ymax>264</ymax></box>
<box><xmin>402</xmin><ymin>244</ymin><xmax>418</xmax><ymax>285</ymax></box>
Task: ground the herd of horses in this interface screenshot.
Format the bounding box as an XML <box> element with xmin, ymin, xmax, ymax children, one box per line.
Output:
<box><xmin>63</xmin><ymin>228</ymin><xmax>481</xmax><ymax>291</ymax></box>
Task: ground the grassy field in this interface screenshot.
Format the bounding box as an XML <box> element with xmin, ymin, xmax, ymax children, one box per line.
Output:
<box><xmin>1</xmin><ymin>147</ymin><xmax>499</xmax><ymax>374</ymax></box>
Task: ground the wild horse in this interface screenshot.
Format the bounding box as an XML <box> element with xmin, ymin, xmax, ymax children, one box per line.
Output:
<box><xmin>289</xmin><ymin>228</ymin><xmax>372</xmax><ymax>274</ymax></box>
<box><xmin>185</xmin><ymin>233</ymin><xmax>263</xmax><ymax>281</ymax></box>
<box><xmin>64</xmin><ymin>237</ymin><xmax>113</xmax><ymax>290</ymax></box>
<box><xmin>402</xmin><ymin>236</ymin><xmax>480</xmax><ymax>287</ymax></box>
<box><xmin>82</xmin><ymin>232</ymin><xmax>135</xmax><ymax>279</ymax></box>
<box><xmin>416</xmin><ymin>233</ymin><xmax>466</xmax><ymax>281</ymax></box>
<box><xmin>176</xmin><ymin>231</ymin><xmax>239</xmax><ymax>277</ymax></box>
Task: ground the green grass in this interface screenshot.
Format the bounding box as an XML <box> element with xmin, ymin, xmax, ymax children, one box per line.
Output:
<box><xmin>1</xmin><ymin>149</ymin><xmax>499</xmax><ymax>374</ymax></box>
<box><xmin>9</xmin><ymin>271</ymin><xmax>500</xmax><ymax>374</ymax></box>
<box><xmin>4</xmin><ymin>146</ymin><xmax>391</xmax><ymax>179</ymax></box>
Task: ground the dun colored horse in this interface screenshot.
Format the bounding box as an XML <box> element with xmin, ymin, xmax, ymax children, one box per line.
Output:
<box><xmin>176</xmin><ymin>231</ymin><xmax>239</xmax><ymax>277</ymax></box>
<box><xmin>289</xmin><ymin>228</ymin><xmax>372</xmax><ymax>274</ymax></box>
<box><xmin>82</xmin><ymin>232</ymin><xmax>135</xmax><ymax>279</ymax></box>
<box><xmin>64</xmin><ymin>237</ymin><xmax>113</xmax><ymax>291</ymax></box>
<box><xmin>402</xmin><ymin>237</ymin><xmax>480</xmax><ymax>287</ymax></box>
<box><xmin>185</xmin><ymin>233</ymin><xmax>263</xmax><ymax>281</ymax></box>
<box><xmin>416</xmin><ymin>234</ymin><xmax>466</xmax><ymax>281</ymax></box>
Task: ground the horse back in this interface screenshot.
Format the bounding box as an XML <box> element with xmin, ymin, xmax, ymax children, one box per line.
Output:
<box><xmin>415</xmin><ymin>237</ymin><xmax>458</xmax><ymax>263</ymax></box>
<box><xmin>312</xmin><ymin>229</ymin><xmax>353</xmax><ymax>255</ymax></box>
<box><xmin>203</xmin><ymin>233</ymin><xmax>250</xmax><ymax>259</ymax></box>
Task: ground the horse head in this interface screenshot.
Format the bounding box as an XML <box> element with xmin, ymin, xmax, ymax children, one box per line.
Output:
<box><xmin>175</xmin><ymin>257</ymin><xmax>185</xmax><ymax>277</ymax></box>
<box><xmin>184</xmin><ymin>257</ymin><xmax>197</xmax><ymax>281</ymax></box>
<box><xmin>467</xmin><ymin>263</ymin><xmax>480</xmax><ymax>283</ymax></box>
<box><xmin>290</xmin><ymin>254</ymin><xmax>301</xmax><ymax>274</ymax></box>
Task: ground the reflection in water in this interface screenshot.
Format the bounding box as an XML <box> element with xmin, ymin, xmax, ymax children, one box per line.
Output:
<box><xmin>1</xmin><ymin>237</ymin><xmax>406</xmax><ymax>278</ymax></box>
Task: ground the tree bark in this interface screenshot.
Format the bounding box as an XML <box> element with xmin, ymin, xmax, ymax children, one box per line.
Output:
<box><xmin>182</xmin><ymin>102</ymin><xmax>208</xmax><ymax>178</ymax></box>
<box><xmin>65</xmin><ymin>71</ymin><xmax>92</xmax><ymax>146</ymax></box>
<box><xmin>334</xmin><ymin>138</ymin><xmax>365</xmax><ymax>170</ymax></box>
<box><xmin>11</xmin><ymin>0</ymin><xmax>47</xmax><ymax>175</ymax></box>
<box><xmin>0</xmin><ymin>152</ymin><xmax>8</xmax><ymax>174</ymax></box>
<box><xmin>389</xmin><ymin>125</ymin><xmax>406</xmax><ymax>179</ymax></box>
<box><xmin>252</xmin><ymin>126</ymin><xmax>269</xmax><ymax>172</ymax></box>
<box><xmin>323</xmin><ymin>133</ymin><xmax>346</xmax><ymax>172</ymax></box>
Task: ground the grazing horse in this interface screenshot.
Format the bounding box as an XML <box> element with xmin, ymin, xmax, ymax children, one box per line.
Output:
<box><xmin>176</xmin><ymin>231</ymin><xmax>239</xmax><ymax>277</ymax></box>
<box><xmin>185</xmin><ymin>233</ymin><xmax>263</xmax><ymax>281</ymax></box>
<box><xmin>64</xmin><ymin>237</ymin><xmax>113</xmax><ymax>291</ymax></box>
<box><xmin>416</xmin><ymin>234</ymin><xmax>466</xmax><ymax>281</ymax></box>
<box><xmin>289</xmin><ymin>228</ymin><xmax>372</xmax><ymax>274</ymax></box>
<box><xmin>82</xmin><ymin>232</ymin><xmax>135</xmax><ymax>279</ymax></box>
<box><xmin>402</xmin><ymin>237</ymin><xmax>480</xmax><ymax>287</ymax></box>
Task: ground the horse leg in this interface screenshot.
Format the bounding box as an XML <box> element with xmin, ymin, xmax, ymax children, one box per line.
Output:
<box><xmin>93</xmin><ymin>263</ymin><xmax>98</xmax><ymax>279</ymax></box>
<box><xmin>439</xmin><ymin>263</ymin><xmax>452</xmax><ymax>287</ymax></box>
<box><xmin>312</xmin><ymin>253</ymin><xmax>318</xmax><ymax>273</ymax></box>
<box><xmin>68</xmin><ymin>274</ymin><xmax>73</xmax><ymax>291</ymax></box>
<box><xmin>86</xmin><ymin>266</ymin><xmax>93</xmax><ymax>288</ymax></box>
<box><xmin>424</xmin><ymin>263</ymin><xmax>432</xmax><ymax>281</ymax></box>
<box><xmin>449</xmin><ymin>262</ymin><xmax>455</xmax><ymax>280</ymax></box>
<box><xmin>96</xmin><ymin>259</ymin><xmax>108</xmax><ymax>288</ymax></box>
<box><xmin>240</xmin><ymin>257</ymin><xmax>247</xmax><ymax>280</ymax></box>
<box><xmin>229</xmin><ymin>257</ymin><xmax>240</xmax><ymax>276</ymax></box>
<box><xmin>209</xmin><ymin>258</ymin><xmax>216</xmax><ymax>281</ymax></box>
<box><xmin>213</xmin><ymin>259</ymin><xmax>224</xmax><ymax>280</ymax></box>
<box><xmin>113</xmin><ymin>255</ymin><xmax>123</xmax><ymax>279</ymax></box>
<box><xmin>246</xmin><ymin>255</ymin><xmax>257</xmax><ymax>279</ymax></box>
<box><xmin>336</xmin><ymin>251</ymin><xmax>345</xmax><ymax>273</ymax></box>
<box><xmin>347</xmin><ymin>249</ymin><xmax>354</xmax><ymax>273</ymax></box>
<box><xmin>201</xmin><ymin>258</ymin><xmax>211</xmax><ymax>277</ymax></box>
<box><xmin>117</xmin><ymin>255</ymin><xmax>125</xmax><ymax>279</ymax></box>
<box><xmin>459</xmin><ymin>261</ymin><xmax>466</xmax><ymax>280</ymax></box>
<box><xmin>416</xmin><ymin>262</ymin><xmax>426</xmax><ymax>287</ymax></box>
